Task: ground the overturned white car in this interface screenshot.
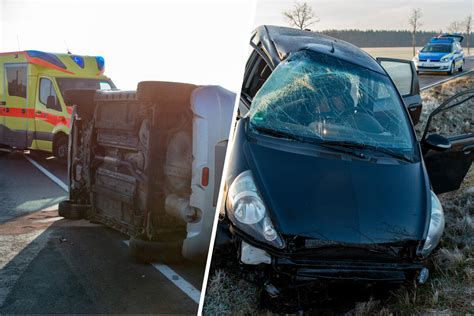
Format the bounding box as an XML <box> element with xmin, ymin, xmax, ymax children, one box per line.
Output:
<box><xmin>59</xmin><ymin>81</ymin><xmax>235</xmax><ymax>262</ymax></box>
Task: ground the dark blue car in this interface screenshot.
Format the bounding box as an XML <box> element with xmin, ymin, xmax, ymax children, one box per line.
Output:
<box><xmin>216</xmin><ymin>26</ymin><xmax>474</xmax><ymax>293</ymax></box>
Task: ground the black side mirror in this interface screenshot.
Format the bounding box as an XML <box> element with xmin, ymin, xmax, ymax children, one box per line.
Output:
<box><xmin>46</xmin><ymin>95</ymin><xmax>57</xmax><ymax>108</ymax></box>
<box><xmin>423</xmin><ymin>134</ymin><xmax>451</xmax><ymax>151</ymax></box>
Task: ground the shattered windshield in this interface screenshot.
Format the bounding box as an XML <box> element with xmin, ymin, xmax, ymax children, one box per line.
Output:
<box><xmin>248</xmin><ymin>50</ymin><xmax>415</xmax><ymax>155</ymax></box>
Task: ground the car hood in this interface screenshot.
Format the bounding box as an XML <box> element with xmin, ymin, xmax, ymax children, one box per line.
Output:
<box><xmin>418</xmin><ymin>51</ymin><xmax>450</xmax><ymax>61</ymax></box>
<box><xmin>244</xmin><ymin>136</ymin><xmax>430</xmax><ymax>244</ymax></box>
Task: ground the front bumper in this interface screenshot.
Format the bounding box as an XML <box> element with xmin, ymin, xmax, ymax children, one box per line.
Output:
<box><xmin>414</xmin><ymin>60</ymin><xmax>452</xmax><ymax>72</ymax></box>
<box><xmin>272</xmin><ymin>257</ymin><xmax>423</xmax><ymax>283</ymax></box>
<box><xmin>229</xmin><ymin>224</ymin><xmax>424</xmax><ymax>284</ymax></box>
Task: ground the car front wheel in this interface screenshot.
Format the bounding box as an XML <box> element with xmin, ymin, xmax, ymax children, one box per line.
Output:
<box><xmin>448</xmin><ymin>62</ymin><xmax>455</xmax><ymax>75</ymax></box>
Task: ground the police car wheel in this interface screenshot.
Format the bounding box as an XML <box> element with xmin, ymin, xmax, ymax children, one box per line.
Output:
<box><xmin>54</xmin><ymin>135</ymin><xmax>68</xmax><ymax>161</ymax></box>
<box><xmin>448</xmin><ymin>62</ymin><xmax>454</xmax><ymax>75</ymax></box>
<box><xmin>459</xmin><ymin>63</ymin><xmax>464</xmax><ymax>72</ymax></box>
<box><xmin>129</xmin><ymin>237</ymin><xmax>182</xmax><ymax>263</ymax></box>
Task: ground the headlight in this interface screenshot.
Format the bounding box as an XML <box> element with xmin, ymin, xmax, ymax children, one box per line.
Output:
<box><xmin>421</xmin><ymin>191</ymin><xmax>445</xmax><ymax>256</ymax></box>
<box><xmin>226</xmin><ymin>170</ymin><xmax>285</xmax><ymax>249</ymax></box>
<box><xmin>441</xmin><ymin>55</ymin><xmax>450</xmax><ymax>62</ymax></box>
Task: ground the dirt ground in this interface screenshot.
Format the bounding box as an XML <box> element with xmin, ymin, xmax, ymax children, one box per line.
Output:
<box><xmin>202</xmin><ymin>74</ymin><xmax>474</xmax><ymax>315</ymax></box>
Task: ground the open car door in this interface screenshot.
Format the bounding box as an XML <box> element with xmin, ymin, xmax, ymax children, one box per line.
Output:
<box><xmin>421</xmin><ymin>89</ymin><xmax>474</xmax><ymax>194</ymax></box>
<box><xmin>377</xmin><ymin>58</ymin><xmax>422</xmax><ymax>125</ymax></box>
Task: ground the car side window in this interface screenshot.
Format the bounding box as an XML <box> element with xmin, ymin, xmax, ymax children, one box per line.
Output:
<box><xmin>6</xmin><ymin>66</ymin><xmax>27</xmax><ymax>98</ymax></box>
<box><xmin>39</xmin><ymin>78</ymin><xmax>61</xmax><ymax>111</ymax></box>
<box><xmin>241</xmin><ymin>49</ymin><xmax>272</xmax><ymax>103</ymax></box>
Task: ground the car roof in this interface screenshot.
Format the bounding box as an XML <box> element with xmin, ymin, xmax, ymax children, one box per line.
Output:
<box><xmin>254</xmin><ymin>25</ymin><xmax>386</xmax><ymax>74</ymax></box>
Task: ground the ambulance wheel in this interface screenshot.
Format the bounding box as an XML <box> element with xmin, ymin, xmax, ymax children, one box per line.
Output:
<box><xmin>53</xmin><ymin>134</ymin><xmax>68</xmax><ymax>161</ymax></box>
<box><xmin>129</xmin><ymin>237</ymin><xmax>183</xmax><ymax>263</ymax></box>
<box><xmin>58</xmin><ymin>200</ymin><xmax>86</xmax><ymax>220</ymax></box>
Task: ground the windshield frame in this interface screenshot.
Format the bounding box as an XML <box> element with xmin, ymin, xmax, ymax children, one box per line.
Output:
<box><xmin>246</xmin><ymin>49</ymin><xmax>420</xmax><ymax>162</ymax></box>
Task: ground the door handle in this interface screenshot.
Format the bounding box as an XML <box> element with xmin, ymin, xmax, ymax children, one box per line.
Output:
<box><xmin>5</xmin><ymin>108</ymin><xmax>9</xmax><ymax>113</ymax></box>
<box><xmin>36</xmin><ymin>110</ymin><xmax>42</xmax><ymax>115</ymax></box>
<box><xmin>463</xmin><ymin>145</ymin><xmax>474</xmax><ymax>155</ymax></box>
<box><xmin>21</xmin><ymin>109</ymin><xmax>26</xmax><ymax>114</ymax></box>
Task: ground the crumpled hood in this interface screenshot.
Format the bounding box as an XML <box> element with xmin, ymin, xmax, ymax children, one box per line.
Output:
<box><xmin>244</xmin><ymin>138</ymin><xmax>430</xmax><ymax>244</ymax></box>
<box><xmin>418</xmin><ymin>51</ymin><xmax>450</xmax><ymax>61</ymax></box>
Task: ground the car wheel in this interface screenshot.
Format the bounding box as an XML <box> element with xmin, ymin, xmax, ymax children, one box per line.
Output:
<box><xmin>447</xmin><ymin>62</ymin><xmax>454</xmax><ymax>75</ymax></box>
<box><xmin>459</xmin><ymin>62</ymin><xmax>464</xmax><ymax>72</ymax></box>
<box><xmin>129</xmin><ymin>237</ymin><xmax>183</xmax><ymax>263</ymax></box>
<box><xmin>53</xmin><ymin>134</ymin><xmax>68</xmax><ymax>161</ymax></box>
<box><xmin>58</xmin><ymin>200</ymin><xmax>87</xmax><ymax>220</ymax></box>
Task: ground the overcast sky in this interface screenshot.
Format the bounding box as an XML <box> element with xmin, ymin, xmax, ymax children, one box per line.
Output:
<box><xmin>0</xmin><ymin>0</ymin><xmax>255</xmax><ymax>90</ymax></box>
<box><xmin>255</xmin><ymin>0</ymin><xmax>474</xmax><ymax>31</ymax></box>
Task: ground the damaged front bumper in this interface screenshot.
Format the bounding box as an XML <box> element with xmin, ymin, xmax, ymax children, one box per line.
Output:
<box><xmin>225</xmin><ymin>223</ymin><xmax>426</xmax><ymax>285</ymax></box>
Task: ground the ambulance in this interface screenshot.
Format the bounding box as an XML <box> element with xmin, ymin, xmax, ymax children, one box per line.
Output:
<box><xmin>0</xmin><ymin>50</ymin><xmax>114</xmax><ymax>159</ymax></box>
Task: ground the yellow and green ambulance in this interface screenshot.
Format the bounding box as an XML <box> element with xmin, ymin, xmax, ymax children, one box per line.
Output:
<box><xmin>0</xmin><ymin>50</ymin><xmax>114</xmax><ymax>159</ymax></box>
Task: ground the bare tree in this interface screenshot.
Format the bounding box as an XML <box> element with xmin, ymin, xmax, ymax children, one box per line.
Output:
<box><xmin>465</xmin><ymin>15</ymin><xmax>472</xmax><ymax>55</ymax></box>
<box><xmin>408</xmin><ymin>8</ymin><xmax>423</xmax><ymax>57</ymax></box>
<box><xmin>447</xmin><ymin>20</ymin><xmax>463</xmax><ymax>33</ymax></box>
<box><xmin>283</xmin><ymin>1</ymin><xmax>319</xmax><ymax>30</ymax></box>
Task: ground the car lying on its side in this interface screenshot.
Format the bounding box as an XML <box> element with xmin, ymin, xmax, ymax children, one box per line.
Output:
<box><xmin>59</xmin><ymin>81</ymin><xmax>235</xmax><ymax>262</ymax></box>
<box><xmin>413</xmin><ymin>33</ymin><xmax>465</xmax><ymax>75</ymax></box>
<box><xmin>216</xmin><ymin>26</ymin><xmax>474</xmax><ymax>294</ymax></box>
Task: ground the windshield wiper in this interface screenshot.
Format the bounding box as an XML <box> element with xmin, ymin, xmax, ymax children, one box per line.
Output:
<box><xmin>323</xmin><ymin>141</ymin><xmax>413</xmax><ymax>162</ymax></box>
<box><xmin>252</xmin><ymin>126</ymin><xmax>309</xmax><ymax>143</ymax></box>
<box><xmin>252</xmin><ymin>126</ymin><xmax>370</xmax><ymax>160</ymax></box>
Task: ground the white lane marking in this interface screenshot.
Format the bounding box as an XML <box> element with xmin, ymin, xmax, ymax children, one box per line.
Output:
<box><xmin>421</xmin><ymin>69</ymin><xmax>474</xmax><ymax>91</ymax></box>
<box><xmin>122</xmin><ymin>240</ymin><xmax>200</xmax><ymax>304</ymax></box>
<box><xmin>33</xmin><ymin>216</ymin><xmax>64</xmax><ymax>223</ymax></box>
<box><xmin>24</xmin><ymin>155</ymin><xmax>69</xmax><ymax>193</ymax></box>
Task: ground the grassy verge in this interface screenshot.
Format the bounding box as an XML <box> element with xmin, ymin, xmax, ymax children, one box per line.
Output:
<box><xmin>203</xmin><ymin>74</ymin><xmax>474</xmax><ymax>315</ymax></box>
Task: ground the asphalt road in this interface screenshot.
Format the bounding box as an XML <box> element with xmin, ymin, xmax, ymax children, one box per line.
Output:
<box><xmin>0</xmin><ymin>152</ymin><xmax>203</xmax><ymax>314</ymax></box>
<box><xmin>418</xmin><ymin>56</ymin><xmax>474</xmax><ymax>90</ymax></box>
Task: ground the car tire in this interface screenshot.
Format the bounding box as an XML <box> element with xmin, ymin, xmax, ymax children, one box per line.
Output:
<box><xmin>129</xmin><ymin>237</ymin><xmax>183</xmax><ymax>263</ymax></box>
<box><xmin>447</xmin><ymin>62</ymin><xmax>454</xmax><ymax>75</ymax></box>
<box><xmin>459</xmin><ymin>62</ymin><xmax>464</xmax><ymax>72</ymax></box>
<box><xmin>58</xmin><ymin>200</ymin><xmax>87</xmax><ymax>220</ymax></box>
<box><xmin>53</xmin><ymin>134</ymin><xmax>68</xmax><ymax>161</ymax></box>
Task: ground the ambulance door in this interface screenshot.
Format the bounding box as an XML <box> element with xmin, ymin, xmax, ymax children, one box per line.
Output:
<box><xmin>34</xmin><ymin>77</ymin><xmax>63</xmax><ymax>151</ymax></box>
<box><xmin>3</xmin><ymin>64</ymin><xmax>29</xmax><ymax>148</ymax></box>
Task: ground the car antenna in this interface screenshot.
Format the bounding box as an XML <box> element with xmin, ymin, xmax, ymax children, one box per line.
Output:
<box><xmin>330</xmin><ymin>41</ymin><xmax>335</xmax><ymax>53</ymax></box>
<box><xmin>16</xmin><ymin>35</ymin><xmax>21</xmax><ymax>51</ymax></box>
<box><xmin>64</xmin><ymin>40</ymin><xmax>72</xmax><ymax>54</ymax></box>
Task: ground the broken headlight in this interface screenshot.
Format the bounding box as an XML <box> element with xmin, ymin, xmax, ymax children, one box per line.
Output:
<box><xmin>226</xmin><ymin>170</ymin><xmax>285</xmax><ymax>249</ymax></box>
<box><xmin>421</xmin><ymin>191</ymin><xmax>445</xmax><ymax>256</ymax></box>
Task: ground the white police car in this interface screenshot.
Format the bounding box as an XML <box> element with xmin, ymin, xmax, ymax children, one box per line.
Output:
<box><xmin>413</xmin><ymin>33</ymin><xmax>464</xmax><ymax>75</ymax></box>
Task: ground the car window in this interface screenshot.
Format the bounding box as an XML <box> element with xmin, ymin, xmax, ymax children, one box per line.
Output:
<box><xmin>378</xmin><ymin>60</ymin><xmax>412</xmax><ymax>96</ymax></box>
<box><xmin>6</xmin><ymin>66</ymin><xmax>27</xmax><ymax>98</ymax></box>
<box><xmin>248</xmin><ymin>50</ymin><xmax>415</xmax><ymax>155</ymax></box>
<box><xmin>39</xmin><ymin>78</ymin><xmax>61</xmax><ymax>111</ymax></box>
<box><xmin>421</xmin><ymin>44</ymin><xmax>452</xmax><ymax>53</ymax></box>
<box><xmin>425</xmin><ymin>92</ymin><xmax>474</xmax><ymax>138</ymax></box>
<box><xmin>242</xmin><ymin>50</ymin><xmax>272</xmax><ymax>101</ymax></box>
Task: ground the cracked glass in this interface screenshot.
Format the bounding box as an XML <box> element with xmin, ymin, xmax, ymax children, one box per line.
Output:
<box><xmin>248</xmin><ymin>50</ymin><xmax>415</xmax><ymax>155</ymax></box>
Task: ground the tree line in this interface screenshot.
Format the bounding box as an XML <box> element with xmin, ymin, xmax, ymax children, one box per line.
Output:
<box><xmin>316</xmin><ymin>29</ymin><xmax>473</xmax><ymax>48</ymax></box>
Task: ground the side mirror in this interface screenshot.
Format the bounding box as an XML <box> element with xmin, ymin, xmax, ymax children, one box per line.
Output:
<box><xmin>46</xmin><ymin>95</ymin><xmax>57</xmax><ymax>108</ymax></box>
<box><xmin>423</xmin><ymin>134</ymin><xmax>451</xmax><ymax>151</ymax></box>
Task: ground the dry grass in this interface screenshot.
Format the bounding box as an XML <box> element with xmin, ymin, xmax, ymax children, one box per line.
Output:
<box><xmin>203</xmin><ymin>74</ymin><xmax>474</xmax><ymax>315</ymax></box>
